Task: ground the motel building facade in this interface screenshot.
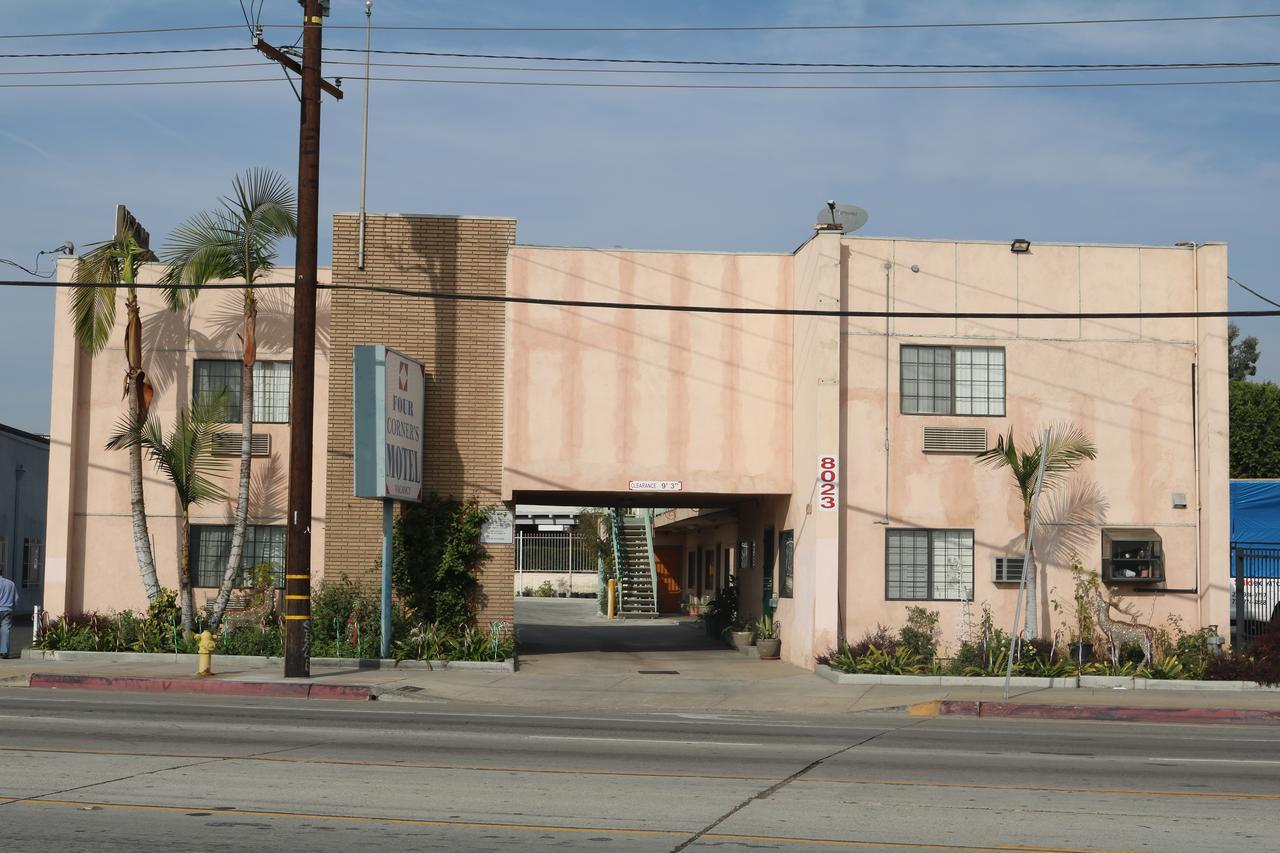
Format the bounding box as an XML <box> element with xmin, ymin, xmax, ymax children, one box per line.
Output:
<box><xmin>44</xmin><ymin>212</ymin><xmax>1230</xmax><ymax>669</ymax></box>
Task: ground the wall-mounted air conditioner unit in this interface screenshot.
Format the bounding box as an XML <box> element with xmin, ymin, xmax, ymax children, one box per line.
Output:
<box><xmin>992</xmin><ymin>555</ymin><xmax>1025</xmax><ymax>584</ymax></box>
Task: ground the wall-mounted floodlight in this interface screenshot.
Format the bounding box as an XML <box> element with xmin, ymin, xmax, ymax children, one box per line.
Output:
<box><xmin>1010</xmin><ymin>238</ymin><xmax>1031</xmax><ymax>254</ymax></box>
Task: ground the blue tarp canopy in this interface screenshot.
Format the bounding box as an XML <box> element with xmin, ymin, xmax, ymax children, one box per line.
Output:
<box><xmin>1231</xmin><ymin>480</ymin><xmax>1280</xmax><ymax>546</ymax></box>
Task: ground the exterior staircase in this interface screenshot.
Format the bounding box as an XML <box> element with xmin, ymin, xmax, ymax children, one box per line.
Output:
<box><xmin>614</xmin><ymin>512</ymin><xmax>659</xmax><ymax>617</ymax></box>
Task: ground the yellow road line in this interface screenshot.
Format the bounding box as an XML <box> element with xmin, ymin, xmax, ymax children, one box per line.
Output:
<box><xmin>11</xmin><ymin>797</ymin><xmax>1150</xmax><ymax>852</ymax></box>
<box><xmin>802</xmin><ymin>776</ymin><xmax>1280</xmax><ymax>802</ymax></box>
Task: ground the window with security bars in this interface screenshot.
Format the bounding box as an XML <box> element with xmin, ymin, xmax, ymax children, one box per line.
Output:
<box><xmin>901</xmin><ymin>346</ymin><xmax>1005</xmax><ymax>416</ymax></box>
<box><xmin>22</xmin><ymin>538</ymin><xmax>42</xmax><ymax>588</ymax></box>
<box><xmin>191</xmin><ymin>524</ymin><xmax>286</xmax><ymax>588</ymax></box>
<box><xmin>193</xmin><ymin>360</ymin><xmax>291</xmax><ymax>424</ymax></box>
<box><xmin>779</xmin><ymin>530</ymin><xmax>794</xmax><ymax>598</ymax></box>
<box><xmin>886</xmin><ymin>528</ymin><xmax>973</xmax><ymax>601</ymax></box>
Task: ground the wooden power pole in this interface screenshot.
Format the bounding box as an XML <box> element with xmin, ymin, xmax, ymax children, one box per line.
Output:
<box><xmin>284</xmin><ymin>0</ymin><xmax>329</xmax><ymax>678</ymax></box>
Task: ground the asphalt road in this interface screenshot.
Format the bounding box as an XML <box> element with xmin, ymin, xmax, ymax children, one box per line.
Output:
<box><xmin>0</xmin><ymin>688</ymin><xmax>1277</xmax><ymax>852</ymax></box>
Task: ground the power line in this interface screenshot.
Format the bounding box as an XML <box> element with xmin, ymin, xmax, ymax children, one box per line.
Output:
<box><xmin>6</xmin><ymin>75</ymin><xmax>1280</xmax><ymax>91</ymax></box>
<box><xmin>6</xmin><ymin>278</ymin><xmax>1276</xmax><ymax>321</ymax></box>
<box><xmin>1230</xmin><ymin>276</ymin><xmax>1280</xmax><ymax>310</ymax></box>
<box><xmin>9</xmin><ymin>59</ymin><xmax>1280</xmax><ymax>79</ymax></box>
<box><xmin>330</xmin><ymin>46</ymin><xmax>1280</xmax><ymax>70</ymax></box>
<box><xmin>0</xmin><ymin>46</ymin><xmax>251</xmax><ymax>58</ymax></box>
<box><xmin>3</xmin><ymin>12</ymin><xmax>1279</xmax><ymax>39</ymax></box>
<box><xmin>6</xmin><ymin>44</ymin><xmax>1279</xmax><ymax>72</ymax></box>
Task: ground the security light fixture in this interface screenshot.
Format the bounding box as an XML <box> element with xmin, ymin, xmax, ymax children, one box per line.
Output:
<box><xmin>1010</xmin><ymin>238</ymin><xmax>1031</xmax><ymax>254</ymax></box>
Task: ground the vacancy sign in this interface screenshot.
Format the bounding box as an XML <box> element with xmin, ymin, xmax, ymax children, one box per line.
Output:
<box><xmin>818</xmin><ymin>454</ymin><xmax>838</xmax><ymax>511</ymax></box>
<box><xmin>353</xmin><ymin>345</ymin><xmax>425</xmax><ymax>502</ymax></box>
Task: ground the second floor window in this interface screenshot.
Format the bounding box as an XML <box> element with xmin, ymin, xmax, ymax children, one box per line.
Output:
<box><xmin>194</xmin><ymin>360</ymin><xmax>292</xmax><ymax>424</ymax></box>
<box><xmin>901</xmin><ymin>345</ymin><xmax>1005</xmax><ymax>416</ymax></box>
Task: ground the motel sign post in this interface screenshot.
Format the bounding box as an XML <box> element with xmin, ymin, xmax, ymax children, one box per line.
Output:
<box><xmin>353</xmin><ymin>345</ymin><xmax>426</xmax><ymax>657</ymax></box>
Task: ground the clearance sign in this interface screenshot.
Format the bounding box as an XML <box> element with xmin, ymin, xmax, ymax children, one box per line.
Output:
<box><xmin>353</xmin><ymin>345</ymin><xmax>425</xmax><ymax>502</ymax></box>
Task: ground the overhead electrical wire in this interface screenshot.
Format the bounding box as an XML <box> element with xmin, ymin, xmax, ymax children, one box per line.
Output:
<box><xmin>1230</xmin><ymin>276</ymin><xmax>1280</xmax><ymax>310</ymax></box>
<box><xmin>5</xmin><ymin>75</ymin><xmax>1280</xmax><ymax>91</ymax></box>
<box><xmin>5</xmin><ymin>45</ymin><xmax>1279</xmax><ymax>72</ymax></box>
<box><xmin>3</xmin><ymin>278</ymin><xmax>1276</xmax><ymax>321</ymax></box>
<box><xmin>3</xmin><ymin>12</ymin><xmax>1280</xmax><ymax>38</ymax></box>
<box><xmin>8</xmin><ymin>59</ymin><xmax>1280</xmax><ymax>79</ymax></box>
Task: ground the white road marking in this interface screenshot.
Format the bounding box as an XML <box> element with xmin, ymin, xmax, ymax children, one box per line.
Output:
<box><xmin>1149</xmin><ymin>757</ymin><xmax>1280</xmax><ymax>765</ymax></box>
<box><xmin>525</xmin><ymin>735</ymin><xmax>763</xmax><ymax>747</ymax></box>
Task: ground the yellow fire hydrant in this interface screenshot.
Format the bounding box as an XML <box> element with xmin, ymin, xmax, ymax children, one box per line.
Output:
<box><xmin>197</xmin><ymin>630</ymin><xmax>216</xmax><ymax>677</ymax></box>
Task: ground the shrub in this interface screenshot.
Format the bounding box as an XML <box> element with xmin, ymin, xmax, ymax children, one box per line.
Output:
<box><xmin>534</xmin><ymin>580</ymin><xmax>555</xmax><ymax>598</ymax></box>
<box><xmin>898</xmin><ymin>607</ymin><xmax>939</xmax><ymax>662</ymax></box>
<box><xmin>393</xmin><ymin>495</ymin><xmax>487</xmax><ymax>627</ymax></box>
<box><xmin>1204</xmin><ymin>629</ymin><xmax>1280</xmax><ymax>686</ymax></box>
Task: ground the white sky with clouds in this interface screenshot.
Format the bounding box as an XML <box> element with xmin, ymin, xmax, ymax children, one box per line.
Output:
<box><xmin>1</xmin><ymin>0</ymin><xmax>1278</xmax><ymax>434</ymax></box>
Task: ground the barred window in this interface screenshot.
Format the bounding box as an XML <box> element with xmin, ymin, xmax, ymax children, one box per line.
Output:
<box><xmin>886</xmin><ymin>528</ymin><xmax>973</xmax><ymax>601</ymax></box>
<box><xmin>191</xmin><ymin>525</ymin><xmax>286</xmax><ymax>588</ymax></box>
<box><xmin>193</xmin><ymin>360</ymin><xmax>291</xmax><ymax>424</ymax></box>
<box><xmin>901</xmin><ymin>346</ymin><xmax>1004</xmax><ymax>416</ymax></box>
<box><xmin>22</xmin><ymin>538</ymin><xmax>42</xmax><ymax>588</ymax></box>
<box><xmin>779</xmin><ymin>530</ymin><xmax>794</xmax><ymax>598</ymax></box>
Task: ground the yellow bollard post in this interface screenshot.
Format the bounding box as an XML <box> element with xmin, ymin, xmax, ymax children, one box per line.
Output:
<box><xmin>607</xmin><ymin>578</ymin><xmax>616</xmax><ymax>619</ymax></box>
<box><xmin>197</xmin><ymin>630</ymin><xmax>216</xmax><ymax>677</ymax></box>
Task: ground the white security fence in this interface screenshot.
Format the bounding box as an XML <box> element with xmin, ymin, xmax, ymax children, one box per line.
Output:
<box><xmin>516</xmin><ymin>530</ymin><xmax>597</xmax><ymax>596</ymax></box>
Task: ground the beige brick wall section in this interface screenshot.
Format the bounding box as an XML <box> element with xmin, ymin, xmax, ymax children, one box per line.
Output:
<box><xmin>326</xmin><ymin>213</ymin><xmax>516</xmax><ymax>625</ymax></box>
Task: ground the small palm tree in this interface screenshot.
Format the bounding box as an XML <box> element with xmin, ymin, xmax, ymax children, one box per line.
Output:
<box><xmin>162</xmin><ymin>169</ymin><xmax>297</xmax><ymax>630</ymax></box>
<box><xmin>108</xmin><ymin>394</ymin><xmax>229</xmax><ymax>636</ymax></box>
<box><xmin>976</xmin><ymin>423</ymin><xmax>1097</xmax><ymax>638</ymax></box>
<box><xmin>72</xmin><ymin>233</ymin><xmax>194</xmax><ymax>601</ymax></box>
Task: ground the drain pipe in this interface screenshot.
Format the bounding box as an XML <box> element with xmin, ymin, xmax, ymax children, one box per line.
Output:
<box><xmin>877</xmin><ymin>259</ymin><xmax>892</xmax><ymax>525</ymax></box>
<box><xmin>356</xmin><ymin>0</ymin><xmax>373</xmax><ymax>270</ymax></box>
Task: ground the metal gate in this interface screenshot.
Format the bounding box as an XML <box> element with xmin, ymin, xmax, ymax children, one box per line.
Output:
<box><xmin>1232</xmin><ymin>544</ymin><xmax>1280</xmax><ymax>648</ymax></box>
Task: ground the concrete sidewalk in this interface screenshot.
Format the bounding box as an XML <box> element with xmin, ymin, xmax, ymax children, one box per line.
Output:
<box><xmin>5</xmin><ymin>648</ymin><xmax>1280</xmax><ymax>720</ymax></box>
<box><xmin>5</xmin><ymin>598</ymin><xmax>1278</xmax><ymax>720</ymax></box>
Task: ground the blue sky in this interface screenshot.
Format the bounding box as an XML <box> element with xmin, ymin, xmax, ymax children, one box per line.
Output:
<box><xmin>1</xmin><ymin>0</ymin><xmax>1278</xmax><ymax>434</ymax></box>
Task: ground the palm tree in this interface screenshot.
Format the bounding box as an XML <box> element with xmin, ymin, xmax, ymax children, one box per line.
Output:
<box><xmin>976</xmin><ymin>423</ymin><xmax>1097</xmax><ymax>638</ymax></box>
<box><xmin>162</xmin><ymin>169</ymin><xmax>297</xmax><ymax>630</ymax></box>
<box><xmin>72</xmin><ymin>234</ymin><xmax>193</xmax><ymax>601</ymax></box>
<box><xmin>108</xmin><ymin>394</ymin><xmax>228</xmax><ymax>636</ymax></box>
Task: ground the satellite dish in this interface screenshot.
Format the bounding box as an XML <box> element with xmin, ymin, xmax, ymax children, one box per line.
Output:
<box><xmin>815</xmin><ymin>202</ymin><xmax>869</xmax><ymax>234</ymax></box>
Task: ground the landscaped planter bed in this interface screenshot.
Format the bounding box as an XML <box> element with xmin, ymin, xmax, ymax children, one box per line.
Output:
<box><xmin>23</xmin><ymin>648</ymin><xmax>518</xmax><ymax>672</ymax></box>
<box><xmin>814</xmin><ymin>664</ymin><xmax>1278</xmax><ymax>691</ymax></box>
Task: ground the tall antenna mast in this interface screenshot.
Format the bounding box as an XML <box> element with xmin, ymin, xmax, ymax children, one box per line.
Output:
<box><xmin>357</xmin><ymin>0</ymin><xmax>373</xmax><ymax>270</ymax></box>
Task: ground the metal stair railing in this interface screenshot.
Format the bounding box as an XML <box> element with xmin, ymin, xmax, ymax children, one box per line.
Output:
<box><xmin>609</xmin><ymin>507</ymin><xmax>624</xmax><ymax>614</ymax></box>
<box><xmin>643</xmin><ymin>508</ymin><xmax>659</xmax><ymax>614</ymax></box>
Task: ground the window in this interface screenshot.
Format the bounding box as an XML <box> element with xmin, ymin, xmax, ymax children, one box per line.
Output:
<box><xmin>0</xmin><ymin>537</ymin><xmax>6</xmax><ymax>580</ymax></box>
<box><xmin>191</xmin><ymin>525</ymin><xmax>286</xmax><ymax>588</ymax></box>
<box><xmin>779</xmin><ymin>530</ymin><xmax>794</xmax><ymax>598</ymax></box>
<box><xmin>193</xmin><ymin>360</ymin><xmax>292</xmax><ymax>424</ymax></box>
<box><xmin>886</xmin><ymin>528</ymin><xmax>973</xmax><ymax>601</ymax></box>
<box><xmin>1102</xmin><ymin>528</ymin><xmax>1164</xmax><ymax>583</ymax></box>
<box><xmin>901</xmin><ymin>346</ymin><xmax>1005</xmax><ymax>416</ymax></box>
<box><xmin>22</xmin><ymin>538</ymin><xmax>42</xmax><ymax>588</ymax></box>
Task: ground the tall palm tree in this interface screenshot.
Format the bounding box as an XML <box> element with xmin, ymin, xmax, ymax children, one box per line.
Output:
<box><xmin>72</xmin><ymin>234</ymin><xmax>193</xmax><ymax>601</ymax></box>
<box><xmin>162</xmin><ymin>169</ymin><xmax>297</xmax><ymax>630</ymax></box>
<box><xmin>108</xmin><ymin>394</ymin><xmax>228</xmax><ymax>636</ymax></box>
<box><xmin>976</xmin><ymin>423</ymin><xmax>1097</xmax><ymax>638</ymax></box>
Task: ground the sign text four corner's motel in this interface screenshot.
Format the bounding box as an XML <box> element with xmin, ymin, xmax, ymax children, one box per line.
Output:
<box><xmin>44</xmin><ymin>212</ymin><xmax>1229</xmax><ymax>668</ymax></box>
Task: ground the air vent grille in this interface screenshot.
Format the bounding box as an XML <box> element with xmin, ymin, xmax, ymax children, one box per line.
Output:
<box><xmin>212</xmin><ymin>432</ymin><xmax>270</xmax><ymax>457</ymax></box>
<box><xmin>922</xmin><ymin>426</ymin><xmax>987</xmax><ymax>454</ymax></box>
<box><xmin>993</xmin><ymin>556</ymin><xmax>1025</xmax><ymax>584</ymax></box>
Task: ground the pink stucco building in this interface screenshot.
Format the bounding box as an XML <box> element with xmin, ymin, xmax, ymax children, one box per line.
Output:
<box><xmin>45</xmin><ymin>214</ymin><xmax>1230</xmax><ymax>668</ymax></box>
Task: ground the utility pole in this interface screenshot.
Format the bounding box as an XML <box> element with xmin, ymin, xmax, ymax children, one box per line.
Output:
<box><xmin>284</xmin><ymin>0</ymin><xmax>328</xmax><ymax>678</ymax></box>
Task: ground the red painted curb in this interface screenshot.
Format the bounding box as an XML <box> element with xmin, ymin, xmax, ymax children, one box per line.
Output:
<box><xmin>28</xmin><ymin>673</ymin><xmax>372</xmax><ymax>701</ymax></box>
<box><xmin>935</xmin><ymin>699</ymin><xmax>1280</xmax><ymax>726</ymax></box>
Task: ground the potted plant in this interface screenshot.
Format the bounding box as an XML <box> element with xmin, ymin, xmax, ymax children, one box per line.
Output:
<box><xmin>755</xmin><ymin>614</ymin><xmax>781</xmax><ymax>659</ymax></box>
<box><xmin>730</xmin><ymin>622</ymin><xmax>754</xmax><ymax>650</ymax></box>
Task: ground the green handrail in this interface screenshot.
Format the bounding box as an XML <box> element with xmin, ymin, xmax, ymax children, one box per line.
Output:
<box><xmin>609</xmin><ymin>508</ymin><xmax>624</xmax><ymax>613</ymax></box>
<box><xmin>643</xmin><ymin>508</ymin><xmax>659</xmax><ymax>614</ymax></box>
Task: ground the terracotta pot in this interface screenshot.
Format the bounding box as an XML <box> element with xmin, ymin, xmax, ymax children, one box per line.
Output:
<box><xmin>757</xmin><ymin>638</ymin><xmax>781</xmax><ymax>659</ymax></box>
<box><xmin>731</xmin><ymin>631</ymin><xmax>753</xmax><ymax>649</ymax></box>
